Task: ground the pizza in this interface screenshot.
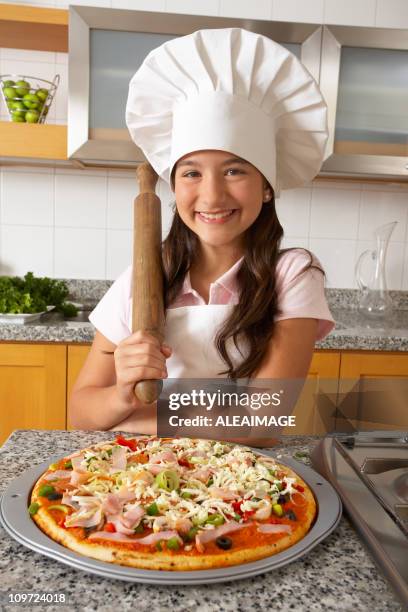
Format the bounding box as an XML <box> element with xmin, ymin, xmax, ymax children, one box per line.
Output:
<box><xmin>29</xmin><ymin>436</ymin><xmax>316</xmax><ymax>571</ymax></box>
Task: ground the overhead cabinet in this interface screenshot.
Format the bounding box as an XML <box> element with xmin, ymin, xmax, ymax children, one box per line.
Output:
<box><xmin>68</xmin><ymin>6</ymin><xmax>322</xmax><ymax>168</ymax></box>
<box><xmin>320</xmin><ymin>25</ymin><xmax>408</xmax><ymax>180</ymax></box>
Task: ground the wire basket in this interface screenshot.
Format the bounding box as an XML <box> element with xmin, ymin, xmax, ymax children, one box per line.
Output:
<box><xmin>0</xmin><ymin>74</ymin><xmax>60</xmax><ymax>124</ymax></box>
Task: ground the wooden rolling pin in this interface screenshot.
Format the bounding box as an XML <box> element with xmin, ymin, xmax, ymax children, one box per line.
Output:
<box><xmin>132</xmin><ymin>162</ymin><xmax>165</xmax><ymax>404</ymax></box>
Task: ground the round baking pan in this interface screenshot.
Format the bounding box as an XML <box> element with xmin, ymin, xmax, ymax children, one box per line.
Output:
<box><xmin>0</xmin><ymin>449</ymin><xmax>342</xmax><ymax>585</ymax></box>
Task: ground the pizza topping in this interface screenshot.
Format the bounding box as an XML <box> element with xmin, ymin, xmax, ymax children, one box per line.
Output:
<box><xmin>272</xmin><ymin>503</ymin><xmax>284</xmax><ymax>517</ymax></box>
<box><xmin>38</xmin><ymin>484</ymin><xmax>57</xmax><ymax>498</ymax></box>
<box><xmin>28</xmin><ymin>502</ymin><xmax>40</xmax><ymax>516</ymax></box>
<box><xmin>44</xmin><ymin>470</ymin><xmax>72</xmax><ymax>481</ymax></box>
<box><xmin>285</xmin><ymin>509</ymin><xmax>297</xmax><ymax>521</ymax></box>
<box><xmin>115</xmin><ymin>435</ymin><xmax>138</xmax><ymax>451</ymax></box>
<box><xmin>104</xmin><ymin>522</ymin><xmax>116</xmax><ymax>532</ymax></box>
<box><xmin>195</xmin><ymin>521</ymin><xmax>250</xmax><ymax>553</ymax></box>
<box><xmin>65</xmin><ymin>505</ymin><xmax>103</xmax><ymax>529</ymax></box>
<box><xmin>47</xmin><ymin>504</ymin><xmax>70</xmax><ymax>514</ymax></box>
<box><xmin>257</xmin><ymin>523</ymin><xmax>292</xmax><ymax>534</ymax></box>
<box><xmin>215</xmin><ymin>536</ymin><xmax>232</xmax><ymax>550</ymax></box>
<box><xmin>155</xmin><ymin>470</ymin><xmax>180</xmax><ymax>492</ymax></box>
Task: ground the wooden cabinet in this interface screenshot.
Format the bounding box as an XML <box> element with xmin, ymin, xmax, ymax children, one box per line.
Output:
<box><xmin>338</xmin><ymin>351</ymin><xmax>408</xmax><ymax>432</ymax></box>
<box><xmin>285</xmin><ymin>350</ymin><xmax>341</xmax><ymax>436</ymax></box>
<box><xmin>66</xmin><ymin>345</ymin><xmax>90</xmax><ymax>430</ymax></box>
<box><xmin>0</xmin><ymin>343</ymin><xmax>66</xmax><ymax>446</ymax></box>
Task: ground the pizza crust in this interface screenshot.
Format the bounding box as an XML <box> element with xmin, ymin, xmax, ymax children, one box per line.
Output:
<box><xmin>30</xmin><ymin>441</ymin><xmax>317</xmax><ymax>571</ymax></box>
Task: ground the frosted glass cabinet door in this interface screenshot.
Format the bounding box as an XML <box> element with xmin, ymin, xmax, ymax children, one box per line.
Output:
<box><xmin>89</xmin><ymin>30</ymin><xmax>176</xmax><ymax>136</ymax></box>
<box><xmin>320</xmin><ymin>25</ymin><xmax>408</xmax><ymax>179</ymax></box>
<box><xmin>68</xmin><ymin>5</ymin><xmax>320</xmax><ymax>166</ymax></box>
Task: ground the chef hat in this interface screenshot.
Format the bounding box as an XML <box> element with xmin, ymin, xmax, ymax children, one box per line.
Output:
<box><xmin>126</xmin><ymin>28</ymin><xmax>328</xmax><ymax>194</ymax></box>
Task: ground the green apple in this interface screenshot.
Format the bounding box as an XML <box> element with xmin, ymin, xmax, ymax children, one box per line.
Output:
<box><xmin>36</xmin><ymin>88</ymin><xmax>48</xmax><ymax>103</ymax></box>
<box><xmin>15</xmin><ymin>80</ymin><xmax>31</xmax><ymax>97</ymax></box>
<box><xmin>25</xmin><ymin>109</ymin><xmax>40</xmax><ymax>123</ymax></box>
<box><xmin>3</xmin><ymin>86</ymin><xmax>17</xmax><ymax>99</ymax></box>
<box><xmin>11</xmin><ymin>101</ymin><xmax>26</xmax><ymax>118</ymax></box>
<box><xmin>11</xmin><ymin>114</ymin><xmax>25</xmax><ymax>122</ymax></box>
<box><xmin>2</xmin><ymin>79</ymin><xmax>15</xmax><ymax>88</ymax></box>
<box><xmin>22</xmin><ymin>93</ymin><xmax>40</xmax><ymax>109</ymax></box>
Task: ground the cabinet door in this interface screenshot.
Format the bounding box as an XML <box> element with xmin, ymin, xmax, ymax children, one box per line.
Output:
<box><xmin>283</xmin><ymin>351</ymin><xmax>340</xmax><ymax>436</ymax></box>
<box><xmin>67</xmin><ymin>345</ymin><xmax>90</xmax><ymax>430</ymax></box>
<box><xmin>339</xmin><ymin>352</ymin><xmax>408</xmax><ymax>431</ymax></box>
<box><xmin>320</xmin><ymin>25</ymin><xmax>408</xmax><ymax>179</ymax></box>
<box><xmin>0</xmin><ymin>343</ymin><xmax>66</xmax><ymax>446</ymax></box>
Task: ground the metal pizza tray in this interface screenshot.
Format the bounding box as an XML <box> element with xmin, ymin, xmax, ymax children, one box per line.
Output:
<box><xmin>0</xmin><ymin>448</ymin><xmax>342</xmax><ymax>585</ymax></box>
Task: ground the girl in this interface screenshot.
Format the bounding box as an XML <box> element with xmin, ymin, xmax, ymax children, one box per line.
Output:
<box><xmin>68</xmin><ymin>28</ymin><xmax>335</xmax><ymax>438</ymax></box>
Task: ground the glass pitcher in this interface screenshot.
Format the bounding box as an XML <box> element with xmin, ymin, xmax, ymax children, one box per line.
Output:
<box><xmin>355</xmin><ymin>221</ymin><xmax>397</xmax><ymax>317</ymax></box>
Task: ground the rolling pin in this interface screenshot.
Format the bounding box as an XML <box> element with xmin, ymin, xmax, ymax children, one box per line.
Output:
<box><xmin>132</xmin><ymin>162</ymin><xmax>165</xmax><ymax>404</ymax></box>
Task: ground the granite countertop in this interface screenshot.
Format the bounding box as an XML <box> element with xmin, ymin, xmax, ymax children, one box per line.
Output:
<box><xmin>0</xmin><ymin>308</ymin><xmax>408</xmax><ymax>352</ymax></box>
<box><xmin>0</xmin><ymin>430</ymin><xmax>403</xmax><ymax>612</ymax></box>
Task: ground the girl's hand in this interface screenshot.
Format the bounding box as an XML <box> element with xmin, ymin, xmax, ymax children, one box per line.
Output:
<box><xmin>114</xmin><ymin>330</ymin><xmax>172</xmax><ymax>406</ymax></box>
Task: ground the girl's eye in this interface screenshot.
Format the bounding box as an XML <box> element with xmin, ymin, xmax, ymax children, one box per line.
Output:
<box><xmin>226</xmin><ymin>168</ymin><xmax>244</xmax><ymax>175</ymax></box>
<box><xmin>183</xmin><ymin>171</ymin><xmax>200</xmax><ymax>178</ymax></box>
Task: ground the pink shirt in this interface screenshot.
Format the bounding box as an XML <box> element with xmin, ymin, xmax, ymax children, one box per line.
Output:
<box><xmin>89</xmin><ymin>249</ymin><xmax>335</xmax><ymax>345</ymax></box>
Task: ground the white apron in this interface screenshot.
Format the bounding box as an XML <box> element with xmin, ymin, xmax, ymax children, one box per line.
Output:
<box><xmin>164</xmin><ymin>304</ymin><xmax>247</xmax><ymax>379</ymax></box>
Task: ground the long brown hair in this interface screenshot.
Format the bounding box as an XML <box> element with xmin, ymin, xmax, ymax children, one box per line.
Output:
<box><xmin>162</xmin><ymin>191</ymin><xmax>323</xmax><ymax>380</ymax></box>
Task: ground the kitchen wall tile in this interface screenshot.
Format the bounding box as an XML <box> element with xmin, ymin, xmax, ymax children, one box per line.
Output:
<box><xmin>310</xmin><ymin>187</ymin><xmax>360</xmax><ymax>239</ymax></box>
<box><xmin>273</xmin><ymin>0</ymin><xmax>324</xmax><ymax>23</ymax></box>
<box><xmin>324</xmin><ymin>0</ymin><xmax>376</xmax><ymax>26</ymax></box>
<box><xmin>58</xmin><ymin>0</ymin><xmax>111</xmax><ymax>8</ymax></box>
<box><xmin>281</xmin><ymin>236</ymin><xmax>310</xmax><ymax>250</ymax></box>
<box><xmin>313</xmin><ymin>179</ymin><xmax>362</xmax><ymax>190</ymax></box>
<box><xmin>1</xmin><ymin>171</ymin><xmax>54</xmax><ymax>226</ymax></box>
<box><xmin>54</xmin><ymin>227</ymin><xmax>106</xmax><ymax>278</ymax></box>
<box><xmin>165</xmin><ymin>0</ymin><xmax>219</xmax><ymax>15</ymax></box>
<box><xmin>55</xmin><ymin>167</ymin><xmax>108</xmax><ymax>177</ymax></box>
<box><xmin>276</xmin><ymin>187</ymin><xmax>311</xmax><ymax>237</ymax></box>
<box><xmin>55</xmin><ymin>174</ymin><xmax>107</xmax><ymax>228</ymax></box>
<box><xmin>309</xmin><ymin>238</ymin><xmax>357</xmax><ymax>288</ymax></box>
<box><xmin>111</xmin><ymin>0</ymin><xmax>166</xmax><ymax>11</ymax></box>
<box><xmin>0</xmin><ymin>225</ymin><xmax>54</xmax><ymax>276</ymax></box>
<box><xmin>219</xmin><ymin>0</ymin><xmax>272</xmax><ymax>19</ymax></box>
<box><xmin>1</xmin><ymin>48</ymin><xmax>56</xmax><ymax>63</ymax></box>
<box><xmin>356</xmin><ymin>240</ymin><xmax>405</xmax><ymax>290</ymax></box>
<box><xmin>376</xmin><ymin>0</ymin><xmax>408</xmax><ymax>28</ymax></box>
<box><xmin>107</xmin><ymin>177</ymin><xmax>138</xmax><ymax>230</ymax></box>
<box><xmin>106</xmin><ymin>229</ymin><xmax>132</xmax><ymax>279</ymax></box>
<box><xmin>56</xmin><ymin>53</ymin><xmax>68</xmax><ymax>66</ymax></box>
<box><xmin>358</xmin><ymin>190</ymin><xmax>408</xmax><ymax>242</ymax></box>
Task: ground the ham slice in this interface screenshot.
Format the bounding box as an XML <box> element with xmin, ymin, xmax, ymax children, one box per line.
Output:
<box><xmin>121</xmin><ymin>503</ymin><xmax>145</xmax><ymax>529</ymax></box>
<box><xmin>101</xmin><ymin>493</ymin><xmax>122</xmax><ymax>516</ymax></box>
<box><xmin>65</xmin><ymin>506</ymin><xmax>102</xmax><ymax>529</ymax></box>
<box><xmin>195</xmin><ymin>522</ymin><xmax>250</xmax><ymax>553</ymax></box>
<box><xmin>209</xmin><ymin>487</ymin><xmax>240</xmax><ymax>501</ymax></box>
<box><xmin>110</xmin><ymin>445</ymin><xmax>127</xmax><ymax>471</ymax></box>
<box><xmin>257</xmin><ymin>523</ymin><xmax>292</xmax><ymax>534</ymax></box>
<box><xmin>44</xmin><ymin>470</ymin><xmax>72</xmax><ymax>481</ymax></box>
<box><xmin>150</xmin><ymin>450</ymin><xmax>177</xmax><ymax>464</ymax></box>
<box><xmin>71</xmin><ymin>454</ymin><xmax>86</xmax><ymax>471</ymax></box>
<box><xmin>88</xmin><ymin>529</ymin><xmax>182</xmax><ymax>546</ymax></box>
<box><xmin>70</xmin><ymin>470</ymin><xmax>92</xmax><ymax>486</ymax></box>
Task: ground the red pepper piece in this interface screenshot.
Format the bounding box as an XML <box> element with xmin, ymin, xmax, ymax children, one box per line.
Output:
<box><xmin>242</xmin><ymin>510</ymin><xmax>255</xmax><ymax>522</ymax></box>
<box><xmin>104</xmin><ymin>522</ymin><xmax>116</xmax><ymax>532</ymax></box>
<box><xmin>232</xmin><ymin>501</ymin><xmax>243</xmax><ymax>514</ymax></box>
<box><xmin>294</xmin><ymin>484</ymin><xmax>304</xmax><ymax>492</ymax></box>
<box><xmin>115</xmin><ymin>435</ymin><xmax>137</xmax><ymax>451</ymax></box>
<box><xmin>178</xmin><ymin>458</ymin><xmax>191</xmax><ymax>468</ymax></box>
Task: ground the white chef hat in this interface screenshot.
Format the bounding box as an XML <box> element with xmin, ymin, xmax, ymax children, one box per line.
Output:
<box><xmin>126</xmin><ymin>28</ymin><xmax>328</xmax><ymax>194</ymax></box>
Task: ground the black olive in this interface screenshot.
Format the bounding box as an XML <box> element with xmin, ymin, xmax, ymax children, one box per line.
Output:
<box><xmin>278</xmin><ymin>495</ymin><xmax>286</xmax><ymax>505</ymax></box>
<box><xmin>47</xmin><ymin>492</ymin><xmax>63</xmax><ymax>501</ymax></box>
<box><xmin>216</xmin><ymin>536</ymin><xmax>232</xmax><ymax>550</ymax></box>
<box><xmin>286</xmin><ymin>509</ymin><xmax>297</xmax><ymax>521</ymax></box>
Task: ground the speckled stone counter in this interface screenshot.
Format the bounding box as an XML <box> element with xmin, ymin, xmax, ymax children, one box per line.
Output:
<box><xmin>1</xmin><ymin>307</ymin><xmax>408</xmax><ymax>352</ymax></box>
<box><xmin>0</xmin><ymin>430</ymin><xmax>403</xmax><ymax>612</ymax></box>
